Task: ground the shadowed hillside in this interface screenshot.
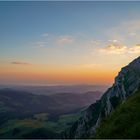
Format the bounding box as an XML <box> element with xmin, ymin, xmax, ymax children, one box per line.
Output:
<box><xmin>96</xmin><ymin>89</ymin><xmax>140</xmax><ymax>138</ymax></box>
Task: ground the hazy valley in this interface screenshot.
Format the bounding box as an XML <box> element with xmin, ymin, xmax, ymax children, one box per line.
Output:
<box><xmin>0</xmin><ymin>86</ymin><xmax>103</xmax><ymax>138</ymax></box>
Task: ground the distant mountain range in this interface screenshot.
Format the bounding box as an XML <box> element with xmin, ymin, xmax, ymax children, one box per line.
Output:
<box><xmin>63</xmin><ymin>56</ymin><xmax>140</xmax><ymax>138</ymax></box>
<box><xmin>0</xmin><ymin>84</ymin><xmax>108</xmax><ymax>95</ymax></box>
<box><xmin>0</xmin><ymin>88</ymin><xmax>102</xmax><ymax>121</ymax></box>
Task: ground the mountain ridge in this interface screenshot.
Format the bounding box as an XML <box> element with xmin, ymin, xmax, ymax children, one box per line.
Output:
<box><xmin>63</xmin><ymin>56</ymin><xmax>140</xmax><ymax>138</ymax></box>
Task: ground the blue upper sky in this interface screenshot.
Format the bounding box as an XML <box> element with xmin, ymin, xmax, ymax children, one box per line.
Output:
<box><xmin>1</xmin><ymin>1</ymin><xmax>140</xmax><ymax>49</ymax></box>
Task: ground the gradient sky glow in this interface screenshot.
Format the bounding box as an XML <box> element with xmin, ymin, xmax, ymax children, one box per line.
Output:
<box><xmin>0</xmin><ymin>1</ymin><xmax>140</xmax><ymax>85</ymax></box>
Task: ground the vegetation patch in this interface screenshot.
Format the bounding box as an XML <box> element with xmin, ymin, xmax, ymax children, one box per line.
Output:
<box><xmin>96</xmin><ymin>89</ymin><xmax>140</xmax><ymax>139</ymax></box>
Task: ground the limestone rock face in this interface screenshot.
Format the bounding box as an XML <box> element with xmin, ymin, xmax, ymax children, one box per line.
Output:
<box><xmin>63</xmin><ymin>56</ymin><xmax>140</xmax><ymax>138</ymax></box>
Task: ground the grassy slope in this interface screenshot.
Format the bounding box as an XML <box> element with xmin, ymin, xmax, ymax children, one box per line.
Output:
<box><xmin>96</xmin><ymin>89</ymin><xmax>140</xmax><ymax>139</ymax></box>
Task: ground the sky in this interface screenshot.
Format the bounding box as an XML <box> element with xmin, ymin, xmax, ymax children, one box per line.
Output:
<box><xmin>0</xmin><ymin>1</ymin><xmax>140</xmax><ymax>85</ymax></box>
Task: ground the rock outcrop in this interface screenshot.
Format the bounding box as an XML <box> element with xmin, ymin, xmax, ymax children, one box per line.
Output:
<box><xmin>63</xmin><ymin>56</ymin><xmax>140</xmax><ymax>138</ymax></box>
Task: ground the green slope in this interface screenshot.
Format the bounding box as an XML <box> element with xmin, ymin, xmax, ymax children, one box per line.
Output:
<box><xmin>96</xmin><ymin>89</ymin><xmax>140</xmax><ymax>139</ymax></box>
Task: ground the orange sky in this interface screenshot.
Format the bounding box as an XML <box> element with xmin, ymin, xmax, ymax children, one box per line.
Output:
<box><xmin>1</xmin><ymin>52</ymin><xmax>140</xmax><ymax>85</ymax></box>
<box><xmin>0</xmin><ymin>62</ymin><xmax>119</xmax><ymax>85</ymax></box>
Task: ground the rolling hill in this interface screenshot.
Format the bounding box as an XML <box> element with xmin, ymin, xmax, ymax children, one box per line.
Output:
<box><xmin>0</xmin><ymin>88</ymin><xmax>102</xmax><ymax>138</ymax></box>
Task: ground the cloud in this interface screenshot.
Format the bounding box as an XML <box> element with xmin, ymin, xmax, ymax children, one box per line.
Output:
<box><xmin>90</xmin><ymin>40</ymin><xmax>101</xmax><ymax>46</ymax></box>
<box><xmin>56</xmin><ymin>36</ymin><xmax>74</xmax><ymax>46</ymax></box>
<box><xmin>106</xmin><ymin>19</ymin><xmax>140</xmax><ymax>46</ymax></box>
<box><xmin>42</xmin><ymin>33</ymin><xmax>49</xmax><ymax>37</ymax></box>
<box><xmin>34</xmin><ymin>41</ymin><xmax>48</xmax><ymax>48</ymax></box>
<box><xmin>128</xmin><ymin>44</ymin><xmax>140</xmax><ymax>54</ymax></box>
<box><xmin>108</xmin><ymin>40</ymin><xmax>119</xmax><ymax>43</ymax></box>
<box><xmin>11</xmin><ymin>61</ymin><xmax>32</xmax><ymax>66</ymax></box>
<box><xmin>129</xmin><ymin>32</ymin><xmax>137</xmax><ymax>36</ymax></box>
<box><xmin>99</xmin><ymin>44</ymin><xmax>127</xmax><ymax>54</ymax></box>
<box><xmin>31</xmin><ymin>33</ymin><xmax>50</xmax><ymax>49</ymax></box>
<box><xmin>98</xmin><ymin>43</ymin><xmax>140</xmax><ymax>55</ymax></box>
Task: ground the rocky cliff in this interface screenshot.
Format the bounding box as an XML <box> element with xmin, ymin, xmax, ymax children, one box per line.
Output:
<box><xmin>63</xmin><ymin>56</ymin><xmax>140</xmax><ymax>138</ymax></box>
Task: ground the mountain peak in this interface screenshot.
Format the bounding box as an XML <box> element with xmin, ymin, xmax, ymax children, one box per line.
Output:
<box><xmin>63</xmin><ymin>56</ymin><xmax>140</xmax><ymax>138</ymax></box>
<box><xmin>128</xmin><ymin>56</ymin><xmax>140</xmax><ymax>70</ymax></box>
